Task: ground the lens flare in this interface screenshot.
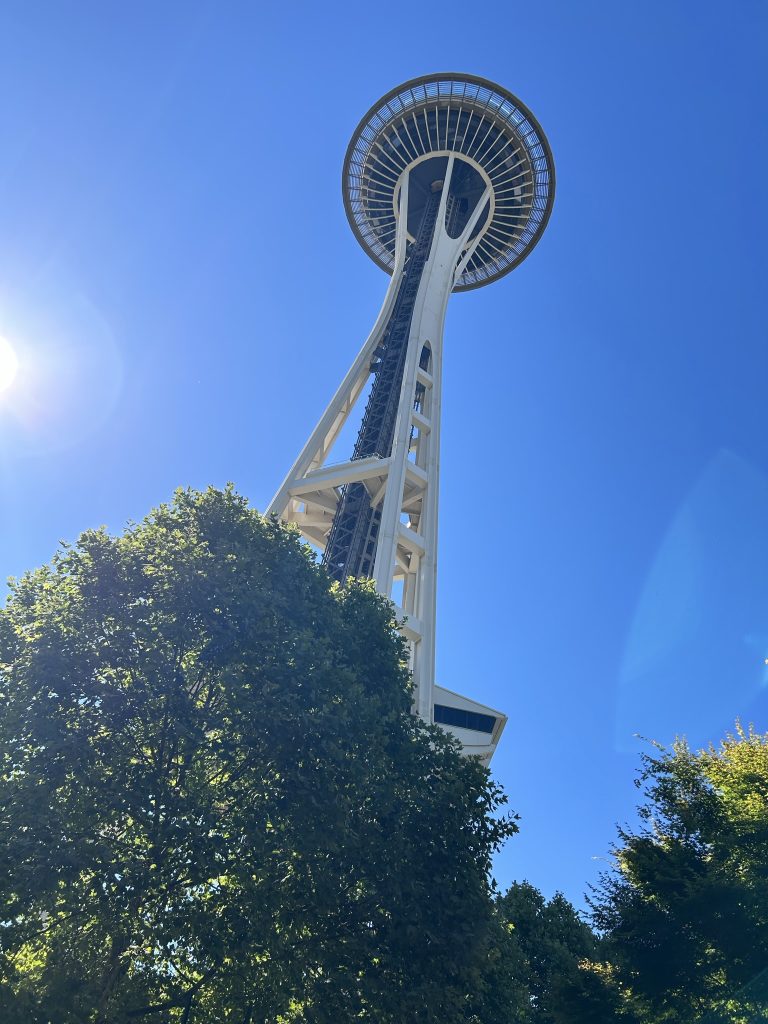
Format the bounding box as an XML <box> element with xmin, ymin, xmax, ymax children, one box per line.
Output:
<box><xmin>0</xmin><ymin>336</ymin><xmax>19</xmax><ymax>392</ymax></box>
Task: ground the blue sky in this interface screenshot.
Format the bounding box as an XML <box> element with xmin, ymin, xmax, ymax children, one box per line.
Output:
<box><xmin>0</xmin><ymin>1</ymin><xmax>766</xmax><ymax>907</ymax></box>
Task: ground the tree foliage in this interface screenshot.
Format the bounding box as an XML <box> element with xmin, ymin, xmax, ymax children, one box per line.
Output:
<box><xmin>478</xmin><ymin>730</ymin><xmax>768</xmax><ymax>1024</ymax></box>
<box><xmin>4</xmin><ymin>483</ymin><xmax>765</xmax><ymax>1022</ymax></box>
<box><xmin>466</xmin><ymin>881</ymin><xmax>618</xmax><ymax>1024</ymax></box>
<box><xmin>0</xmin><ymin>486</ymin><xmax>515</xmax><ymax>1023</ymax></box>
<box><xmin>495</xmin><ymin>881</ymin><xmax>598</xmax><ymax>1021</ymax></box>
<box><xmin>589</xmin><ymin>725</ymin><xmax>768</xmax><ymax>1023</ymax></box>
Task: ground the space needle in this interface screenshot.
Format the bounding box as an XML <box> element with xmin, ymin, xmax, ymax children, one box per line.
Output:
<box><xmin>269</xmin><ymin>74</ymin><xmax>555</xmax><ymax>763</ymax></box>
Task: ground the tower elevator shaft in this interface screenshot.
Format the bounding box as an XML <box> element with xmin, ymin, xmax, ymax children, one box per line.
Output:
<box><xmin>322</xmin><ymin>188</ymin><xmax>443</xmax><ymax>582</ymax></box>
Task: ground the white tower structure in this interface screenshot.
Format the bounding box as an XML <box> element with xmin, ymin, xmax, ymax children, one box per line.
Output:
<box><xmin>269</xmin><ymin>74</ymin><xmax>554</xmax><ymax>764</ymax></box>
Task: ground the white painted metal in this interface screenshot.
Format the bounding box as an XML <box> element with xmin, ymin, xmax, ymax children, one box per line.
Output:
<box><xmin>269</xmin><ymin>157</ymin><xmax>507</xmax><ymax>766</ymax></box>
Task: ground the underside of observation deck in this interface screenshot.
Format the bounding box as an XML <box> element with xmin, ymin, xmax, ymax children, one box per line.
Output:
<box><xmin>343</xmin><ymin>73</ymin><xmax>555</xmax><ymax>291</ymax></box>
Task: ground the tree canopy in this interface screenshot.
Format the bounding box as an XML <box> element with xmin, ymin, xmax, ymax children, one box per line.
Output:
<box><xmin>0</xmin><ymin>486</ymin><xmax>515</xmax><ymax>1023</ymax></box>
<box><xmin>588</xmin><ymin>725</ymin><xmax>768</xmax><ymax>1023</ymax></box>
<box><xmin>495</xmin><ymin>881</ymin><xmax>600</xmax><ymax>1023</ymax></box>
<box><xmin>473</xmin><ymin>728</ymin><xmax>768</xmax><ymax>1024</ymax></box>
<box><xmin>466</xmin><ymin>881</ymin><xmax>605</xmax><ymax>1024</ymax></box>
<box><xmin>2</xmin><ymin>484</ymin><xmax>766</xmax><ymax>1023</ymax></box>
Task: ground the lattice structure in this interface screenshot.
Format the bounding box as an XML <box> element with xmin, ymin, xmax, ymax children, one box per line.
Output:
<box><xmin>269</xmin><ymin>74</ymin><xmax>555</xmax><ymax>764</ymax></box>
<box><xmin>343</xmin><ymin>73</ymin><xmax>554</xmax><ymax>291</ymax></box>
<box><xmin>323</xmin><ymin>191</ymin><xmax>441</xmax><ymax>582</ymax></box>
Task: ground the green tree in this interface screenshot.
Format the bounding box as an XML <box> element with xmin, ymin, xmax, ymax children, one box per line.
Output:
<box><xmin>485</xmin><ymin>881</ymin><xmax>619</xmax><ymax>1024</ymax></box>
<box><xmin>498</xmin><ymin>881</ymin><xmax>597</xmax><ymax>1021</ymax></box>
<box><xmin>0</xmin><ymin>486</ymin><xmax>515</xmax><ymax>1023</ymax></box>
<box><xmin>589</xmin><ymin>725</ymin><xmax>768</xmax><ymax>1023</ymax></box>
<box><xmin>464</xmin><ymin>880</ymin><xmax>623</xmax><ymax>1024</ymax></box>
<box><xmin>462</xmin><ymin>904</ymin><xmax>530</xmax><ymax>1024</ymax></box>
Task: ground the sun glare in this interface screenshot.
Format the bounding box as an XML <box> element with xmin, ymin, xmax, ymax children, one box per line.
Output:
<box><xmin>0</xmin><ymin>336</ymin><xmax>19</xmax><ymax>392</ymax></box>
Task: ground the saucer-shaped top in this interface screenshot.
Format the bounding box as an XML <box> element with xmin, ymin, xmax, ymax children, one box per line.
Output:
<box><xmin>343</xmin><ymin>73</ymin><xmax>555</xmax><ymax>291</ymax></box>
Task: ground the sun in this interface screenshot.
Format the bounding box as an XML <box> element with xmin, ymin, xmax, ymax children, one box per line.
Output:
<box><xmin>0</xmin><ymin>336</ymin><xmax>19</xmax><ymax>392</ymax></box>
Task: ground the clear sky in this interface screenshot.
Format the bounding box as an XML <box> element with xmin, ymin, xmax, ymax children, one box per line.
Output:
<box><xmin>1</xmin><ymin>1</ymin><xmax>766</xmax><ymax>908</ymax></box>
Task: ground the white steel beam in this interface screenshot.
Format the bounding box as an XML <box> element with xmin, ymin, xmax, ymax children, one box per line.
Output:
<box><xmin>287</xmin><ymin>455</ymin><xmax>390</xmax><ymax>495</ymax></box>
<box><xmin>267</xmin><ymin>175</ymin><xmax>411</xmax><ymax>520</ymax></box>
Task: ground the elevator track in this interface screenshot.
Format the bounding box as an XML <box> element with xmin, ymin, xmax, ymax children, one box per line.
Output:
<box><xmin>322</xmin><ymin>189</ymin><xmax>443</xmax><ymax>582</ymax></box>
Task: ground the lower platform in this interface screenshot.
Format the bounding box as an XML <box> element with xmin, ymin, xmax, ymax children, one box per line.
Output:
<box><xmin>432</xmin><ymin>684</ymin><xmax>507</xmax><ymax>766</ymax></box>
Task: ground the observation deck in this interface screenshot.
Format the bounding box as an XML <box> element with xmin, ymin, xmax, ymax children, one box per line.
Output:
<box><xmin>343</xmin><ymin>72</ymin><xmax>555</xmax><ymax>291</ymax></box>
